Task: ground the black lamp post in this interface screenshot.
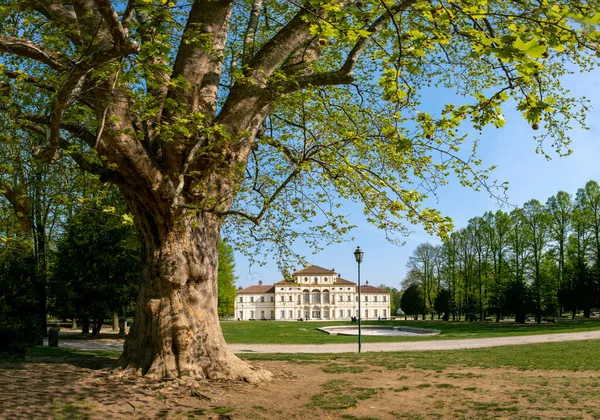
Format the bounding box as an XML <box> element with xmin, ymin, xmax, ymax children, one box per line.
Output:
<box><xmin>354</xmin><ymin>246</ymin><xmax>364</xmax><ymax>353</ymax></box>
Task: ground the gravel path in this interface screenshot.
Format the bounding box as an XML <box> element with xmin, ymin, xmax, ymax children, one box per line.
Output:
<box><xmin>46</xmin><ymin>330</ymin><xmax>600</xmax><ymax>353</ymax></box>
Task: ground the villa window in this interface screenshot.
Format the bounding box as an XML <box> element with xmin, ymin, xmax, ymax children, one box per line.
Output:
<box><xmin>323</xmin><ymin>308</ymin><xmax>329</xmax><ymax>319</ymax></box>
<box><xmin>304</xmin><ymin>277</ymin><xmax>308</xmax><ymax>283</ymax></box>
<box><xmin>250</xmin><ymin>310</ymin><xmax>254</xmax><ymax>319</ymax></box>
<box><xmin>323</xmin><ymin>290</ymin><xmax>330</xmax><ymax>304</ymax></box>
<box><xmin>297</xmin><ymin>295</ymin><xmax>301</xmax><ymax>304</ymax></box>
<box><xmin>261</xmin><ymin>310</ymin><xmax>265</xmax><ymax>319</ymax></box>
<box><xmin>270</xmin><ymin>296</ymin><xmax>274</xmax><ymax>302</ymax></box>
<box><xmin>374</xmin><ymin>296</ymin><xmax>378</xmax><ymax>302</ymax></box>
<box><xmin>303</xmin><ymin>290</ymin><xmax>310</xmax><ymax>304</ymax></box>
<box><xmin>339</xmin><ymin>309</ymin><xmax>344</xmax><ymax>318</ymax></box>
<box><xmin>324</xmin><ymin>277</ymin><xmax>328</xmax><ymax>282</ymax></box>
<box><xmin>383</xmin><ymin>310</ymin><xmax>387</xmax><ymax>318</ymax></box>
<box><xmin>280</xmin><ymin>310</ymin><xmax>285</xmax><ymax>319</ymax></box>
<box><xmin>261</xmin><ymin>296</ymin><xmax>264</xmax><ymax>302</ymax></box>
<box><xmin>383</xmin><ymin>296</ymin><xmax>387</xmax><ymax>302</ymax></box>
<box><xmin>347</xmin><ymin>310</ymin><xmax>351</xmax><ymax>317</ymax></box>
<box><xmin>250</xmin><ymin>297</ymin><xmax>254</xmax><ymax>303</ymax></box>
<box><xmin>239</xmin><ymin>297</ymin><xmax>243</xmax><ymax>303</ymax></box>
<box><xmin>347</xmin><ymin>295</ymin><xmax>351</xmax><ymax>302</ymax></box>
<box><xmin>313</xmin><ymin>277</ymin><xmax>318</xmax><ymax>283</ymax></box>
<box><xmin>374</xmin><ymin>309</ymin><xmax>378</xmax><ymax>317</ymax></box>
<box><xmin>280</xmin><ymin>295</ymin><xmax>284</xmax><ymax>302</ymax></box>
<box><xmin>239</xmin><ymin>311</ymin><xmax>243</xmax><ymax>319</ymax></box>
<box><xmin>312</xmin><ymin>290</ymin><xmax>321</xmax><ymax>303</ymax></box>
<box><xmin>289</xmin><ymin>295</ymin><xmax>293</xmax><ymax>302</ymax></box>
<box><xmin>289</xmin><ymin>310</ymin><xmax>293</xmax><ymax>319</ymax></box>
<box><xmin>312</xmin><ymin>308</ymin><xmax>321</xmax><ymax>319</ymax></box>
<box><xmin>364</xmin><ymin>296</ymin><xmax>368</xmax><ymax>302</ymax></box>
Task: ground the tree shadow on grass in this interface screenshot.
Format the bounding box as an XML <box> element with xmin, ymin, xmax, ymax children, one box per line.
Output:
<box><xmin>0</xmin><ymin>347</ymin><xmax>124</xmax><ymax>418</ymax></box>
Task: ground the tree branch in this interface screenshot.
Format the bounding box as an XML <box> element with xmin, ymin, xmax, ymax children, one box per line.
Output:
<box><xmin>167</xmin><ymin>0</ymin><xmax>234</xmax><ymax>115</ymax></box>
<box><xmin>0</xmin><ymin>181</ymin><xmax>31</xmax><ymax>232</ymax></box>
<box><xmin>2</xmin><ymin>70</ymin><xmax>57</xmax><ymax>92</ymax></box>
<box><xmin>242</xmin><ymin>0</ymin><xmax>264</xmax><ymax>66</ymax></box>
<box><xmin>246</xmin><ymin>10</ymin><xmax>315</xmax><ymax>80</ymax></box>
<box><xmin>22</xmin><ymin>0</ymin><xmax>82</xmax><ymax>45</ymax></box>
<box><xmin>93</xmin><ymin>0</ymin><xmax>132</xmax><ymax>46</ymax></box>
<box><xmin>281</xmin><ymin>0</ymin><xmax>415</xmax><ymax>93</ymax></box>
<box><xmin>0</xmin><ymin>35</ymin><xmax>65</xmax><ymax>70</ymax></box>
<box><xmin>42</xmin><ymin>40</ymin><xmax>139</xmax><ymax>163</ymax></box>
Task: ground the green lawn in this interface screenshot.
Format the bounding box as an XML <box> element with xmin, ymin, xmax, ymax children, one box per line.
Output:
<box><xmin>220</xmin><ymin>317</ymin><xmax>600</xmax><ymax>344</ymax></box>
<box><xmin>240</xmin><ymin>339</ymin><xmax>600</xmax><ymax>372</ymax></box>
<box><xmin>20</xmin><ymin>338</ymin><xmax>600</xmax><ymax>372</ymax></box>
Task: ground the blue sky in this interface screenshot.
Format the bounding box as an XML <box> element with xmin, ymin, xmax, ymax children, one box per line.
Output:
<box><xmin>233</xmin><ymin>68</ymin><xmax>600</xmax><ymax>290</ymax></box>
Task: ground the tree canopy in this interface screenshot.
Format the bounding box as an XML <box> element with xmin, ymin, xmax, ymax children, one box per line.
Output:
<box><xmin>1</xmin><ymin>0</ymin><xmax>599</xmax><ymax>381</ymax></box>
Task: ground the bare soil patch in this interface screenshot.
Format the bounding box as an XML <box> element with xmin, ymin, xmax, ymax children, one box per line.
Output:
<box><xmin>1</xmin><ymin>354</ymin><xmax>599</xmax><ymax>419</ymax></box>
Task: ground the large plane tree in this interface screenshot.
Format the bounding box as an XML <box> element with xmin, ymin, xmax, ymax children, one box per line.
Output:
<box><xmin>0</xmin><ymin>0</ymin><xmax>598</xmax><ymax>382</ymax></box>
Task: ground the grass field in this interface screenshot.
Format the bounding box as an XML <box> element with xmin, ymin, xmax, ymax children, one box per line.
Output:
<box><xmin>221</xmin><ymin>317</ymin><xmax>600</xmax><ymax>344</ymax></box>
<box><xmin>23</xmin><ymin>338</ymin><xmax>600</xmax><ymax>372</ymax></box>
<box><xmin>2</xmin><ymin>340</ymin><xmax>598</xmax><ymax>419</ymax></box>
<box><xmin>240</xmin><ymin>339</ymin><xmax>600</xmax><ymax>372</ymax></box>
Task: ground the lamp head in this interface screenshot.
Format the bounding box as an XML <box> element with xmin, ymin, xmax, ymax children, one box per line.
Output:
<box><xmin>354</xmin><ymin>246</ymin><xmax>364</xmax><ymax>263</ymax></box>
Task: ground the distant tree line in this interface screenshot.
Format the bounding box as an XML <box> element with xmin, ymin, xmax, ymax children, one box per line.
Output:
<box><xmin>401</xmin><ymin>180</ymin><xmax>600</xmax><ymax>323</ymax></box>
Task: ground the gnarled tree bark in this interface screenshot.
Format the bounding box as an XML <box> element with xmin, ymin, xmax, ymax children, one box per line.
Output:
<box><xmin>116</xmin><ymin>192</ymin><xmax>271</xmax><ymax>382</ymax></box>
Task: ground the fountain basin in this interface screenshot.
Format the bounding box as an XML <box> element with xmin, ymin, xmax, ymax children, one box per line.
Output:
<box><xmin>317</xmin><ymin>325</ymin><xmax>440</xmax><ymax>336</ymax></box>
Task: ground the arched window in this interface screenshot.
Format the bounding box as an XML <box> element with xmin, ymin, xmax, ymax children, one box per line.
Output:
<box><xmin>312</xmin><ymin>306</ymin><xmax>321</xmax><ymax>319</ymax></box>
<box><xmin>303</xmin><ymin>289</ymin><xmax>310</xmax><ymax>304</ymax></box>
<box><xmin>322</xmin><ymin>290</ymin><xmax>330</xmax><ymax>304</ymax></box>
<box><xmin>323</xmin><ymin>307</ymin><xmax>329</xmax><ymax>319</ymax></box>
<box><xmin>312</xmin><ymin>290</ymin><xmax>321</xmax><ymax>303</ymax></box>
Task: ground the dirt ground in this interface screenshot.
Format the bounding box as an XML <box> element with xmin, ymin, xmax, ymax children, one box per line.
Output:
<box><xmin>1</xmin><ymin>354</ymin><xmax>599</xmax><ymax>420</ymax></box>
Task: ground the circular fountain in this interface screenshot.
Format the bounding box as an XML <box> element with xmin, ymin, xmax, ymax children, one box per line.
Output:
<box><xmin>317</xmin><ymin>325</ymin><xmax>440</xmax><ymax>336</ymax></box>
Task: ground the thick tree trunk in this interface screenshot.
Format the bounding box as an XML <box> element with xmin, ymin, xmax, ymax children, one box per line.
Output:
<box><xmin>116</xmin><ymin>208</ymin><xmax>270</xmax><ymax>383</ymax></box>
<box><xmin>92</xmin><ymin>318</ymin><xmax>103</xmax><ymax>336</ymax></box>
<box><xmin>81</xmin><ymin>318</ymin><xmax>90</xmax><ymax>334</ymax></box>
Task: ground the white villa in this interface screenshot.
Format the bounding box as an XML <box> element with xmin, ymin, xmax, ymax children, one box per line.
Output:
<box><xmin>234</xmin><ymin>265</ymin><xmax>391</xmax><ymax>321</ymax></box>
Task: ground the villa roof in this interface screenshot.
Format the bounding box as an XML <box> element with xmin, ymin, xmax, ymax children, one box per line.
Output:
<box><xmin>292</xmin><ymin>265</ymin><xmax>336</xmax><ymax>275</ymax></box>
<box><xmin>334</xmin><ymin>277</ymin><xmax>356</xmax><ymax>286</ymax></box>
<box><xmin>236</xmin><ymin>285</ymin><xmax>275</xmax><ymax>294</ymax></box>
<box><xmin>359</xmin><ymin>285</ymin><xmax>388</xmax><ymax>294</ymax></box>
<box><xmin>273</xmin><ymin>279</ymin><xmax>296</xmax><ymax>286</ymax></box>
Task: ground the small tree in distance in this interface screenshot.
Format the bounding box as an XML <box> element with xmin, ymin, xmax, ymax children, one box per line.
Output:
<box><xmin>217</xmin><ymin>240</ymin><xmax>237</xmax><ymax>317</ymax></box>
<box><xmin>400</xmin><ymin>283</ymin><xmax>424</xmax><ymax>320</ymax></box>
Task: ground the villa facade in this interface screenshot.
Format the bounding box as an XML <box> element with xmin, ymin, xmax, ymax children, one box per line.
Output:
<box><xmin>234</xmin><ymin>265</ymin><xmax>391</xmax><ymax>321</ymax></box>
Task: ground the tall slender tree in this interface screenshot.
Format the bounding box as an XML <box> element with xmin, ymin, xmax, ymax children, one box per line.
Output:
<box><xmin>546</xmin><ymin>191</ymin><xmax>572</xmax><ymax>315</ymax></box>
<box><xmin>520</xmin><ymin>199</ymin><xmax>551</xmax><ymax>323</ymax></box>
